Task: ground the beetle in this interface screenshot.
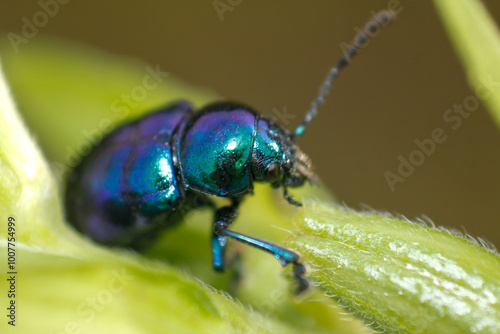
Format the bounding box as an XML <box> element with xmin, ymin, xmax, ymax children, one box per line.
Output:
<box><xmin>65</xmin><ymin>10</ymin><xmax>394</xmax><ymax>294</ymax></box>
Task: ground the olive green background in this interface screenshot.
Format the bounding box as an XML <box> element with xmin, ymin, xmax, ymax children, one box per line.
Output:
<box><xmin>1</xmin><ymin>1</ymin><xmax>500</xmax><ymax>247</ymax></box>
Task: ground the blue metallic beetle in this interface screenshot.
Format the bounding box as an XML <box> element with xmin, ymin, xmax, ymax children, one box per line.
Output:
<box><xmin>65</xmin><ymin>11</ymin><xmax>393</xmax><ymax>294</ymax></box>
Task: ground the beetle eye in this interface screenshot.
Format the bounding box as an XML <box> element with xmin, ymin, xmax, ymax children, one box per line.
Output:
<box><xmin>266</xmin><ymin>163</ymin><xmax>281</xmax><ymax>183</ymax></box>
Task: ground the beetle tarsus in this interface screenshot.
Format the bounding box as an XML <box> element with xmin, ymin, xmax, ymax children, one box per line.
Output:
<box><xmin>284</xmin><ymin>187</ymin><xmax>302</xmax><ymax>207</ymax></box>
<box><xmin>292</xmin><ymin>262</ymin><xmax>309</xmax><ymax>295</ymax></box>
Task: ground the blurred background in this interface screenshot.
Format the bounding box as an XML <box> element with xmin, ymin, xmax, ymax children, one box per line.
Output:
<box><xmin>1</xmin><ymin>1</ymin><xmax>500</xmax><ymax>247</ymax></box>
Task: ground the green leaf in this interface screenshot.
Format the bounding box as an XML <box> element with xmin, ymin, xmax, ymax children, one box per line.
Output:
<box><xmin>6</xmin><ymin>241</ymin><xmax>307</xmax><ymax>334</ymax></box>
<box><xmin>291</xmin><ymin>203</ymin><xmax>500</xmax><ymax>333</ymax></box>
<box><xmin>434</xmin><ymin>0</ymin><xmax>500</xmax><ymax>128</ymax></box>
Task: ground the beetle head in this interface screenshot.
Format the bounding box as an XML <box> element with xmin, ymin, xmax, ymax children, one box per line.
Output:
<box><xmin>251</xmin><ymin>116</ymin><xmax>316</xmax><ymax>206</ymax></box>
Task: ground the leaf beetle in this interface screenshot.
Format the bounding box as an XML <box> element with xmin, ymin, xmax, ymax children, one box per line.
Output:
<box><xmin>65</xmin><ymin>10</ymin><xmax>394</xmax><ymax>294</ymax></box>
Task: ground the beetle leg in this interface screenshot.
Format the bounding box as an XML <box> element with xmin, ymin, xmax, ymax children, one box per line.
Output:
<box><xmin>211</xmin><ymin>204</ymin><xmax>239</xmax><ymax>271</ymax></box>
<box><xmin>212</xmin><ymin>205</ymin><xmax>309</xmax><ymax>294</ymax></box>
<box><xmin>211</xmin><ymin>232</ymin><xmax>228</xmax><ymax>271</ymax></box>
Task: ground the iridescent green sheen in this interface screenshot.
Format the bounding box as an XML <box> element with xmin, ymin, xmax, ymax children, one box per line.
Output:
<box><xmin>179</xmin><ymin>105</ymin><xmax>257</xmax><ymax>197</ymax></box>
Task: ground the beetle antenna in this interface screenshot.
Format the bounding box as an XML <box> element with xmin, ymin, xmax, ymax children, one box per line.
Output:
<box><xmin>293</xmin><ymin>10</ymin><xmax>395</xmax><ymax>138</ymax></box>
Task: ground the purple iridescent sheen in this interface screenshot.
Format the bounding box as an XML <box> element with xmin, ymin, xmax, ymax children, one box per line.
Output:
<box><xmin>65</xmin><ymin>101</ymin><xmax>192</xmax><ymax>245</ymax></box>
